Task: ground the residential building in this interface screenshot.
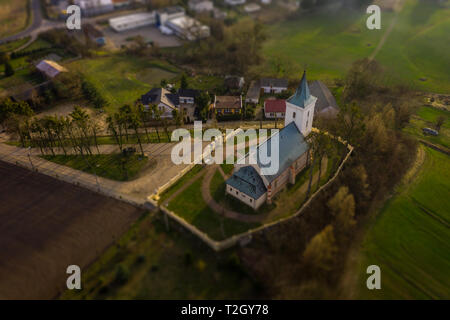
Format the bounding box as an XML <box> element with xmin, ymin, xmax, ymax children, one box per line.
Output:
<box><xmin>214</xmin><ymin>95</ymin><xmax>242</xmax><ymax>115</ymax></box>
<box><xmin>178</xmin><ymin>89</ymin><xmax>199</xmax><ymax>104</ymax></box>
<box><xmin>188</xmin><ymin>0</ymin><xmax>214</xmax><ymax>12</ymax></box>
<box><xmin>108</xmin><ymin>12</ymin><xmax>157</xmax><ymax>32</ymax></box>
<box><xmin>245</xmin><ymin>80</ymin><xmax>260</xmax><ymax>104</ymax></box>
<box><xmin>260</xmin><ymin>78</ymin><xmax>288</xmax><ymax>94</ymax></box>
<box><xmin>226</xmin><ymin>71</ymin><xmax>316</xmax><ymax>209</ymax></box>
<box><xmin>140</xmin><ymin>88</ymin><xmax>179</xmax><ymax>118</ymax></box>
<box><xmin>264</xmin><ymin>99</ymin><xmax>286</xmax><ymax>119</ymax></box>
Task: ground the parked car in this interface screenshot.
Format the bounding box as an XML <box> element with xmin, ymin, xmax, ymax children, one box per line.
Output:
<box><xmin>422</xmin><ymin>127</ymin><xmax>439</xmax><ymax>136</ymax></box>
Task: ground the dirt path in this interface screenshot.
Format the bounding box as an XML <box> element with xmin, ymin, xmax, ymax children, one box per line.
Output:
<box><xmin>369</xmin><ymin>0</ymin><xmax>405</xmax><ymax>61</ymax></box>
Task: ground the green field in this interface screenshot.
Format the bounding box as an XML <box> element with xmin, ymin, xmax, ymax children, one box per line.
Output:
<box><xmin>357</xmin><ymin>146</ymin><xmax>450</xmax><ymax>299</ymax></box>
<box><xmin>167</xmin><ymin>176</ymin><xmax>260</xmax><ymax>240</ymax></box>
<box><xmin>404</xmin><ymin>106</ymin><xmax>450</xmax><ymax>149</ymax></box>
<box><xmin>67</xmin><ymin>56</ymin><xmax>179</xmax><ymax>114</ymax></box>
<box><xmin>61</xmin><ymin>214</ymin><xmax>257</xmax><ymax>299</ymax></box>
<box><xmin>42</xmin><ymin>154</ymin><xmax>152</xmax><ymax>181</ymax></box>
<box><xmin>259</xmin><ymin>0</ymin><xmax>450</xmax><ymax>93</ymax></box>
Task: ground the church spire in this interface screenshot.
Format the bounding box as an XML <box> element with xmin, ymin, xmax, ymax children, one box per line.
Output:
<box><xmin>287</xmin><ymin>70</ymin><xmax>310</xmax><ymax>108</ymax></box>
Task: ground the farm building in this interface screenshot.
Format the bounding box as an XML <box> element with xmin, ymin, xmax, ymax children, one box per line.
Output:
<box><xmin>308</xmin><ymin>80</ymin><xmax>339</xmax><ymax>117</ymax></box>
<box><xmin>75</xmin><ymin>0</ymin><xmax>114</xmax><ymax>17</ymax></box>
<box><xmin>156</xmin><ymin>6</ymin><xmax>185</xmax><ymax>26</ymax></box>
<box><xmin>226</xmin><ymin>71</ymin><xmax>316</xmax><ymax>209</ymax></box>
<box><xmin>140</xmin><ymin>88</ymin><xmax>179</xmax><ymax>118</ymax></box>
<box><xmin>264</xmin><ymin>99</ymin><xmax>286</xmax><ymax>119</ymax></box>
<box><xmin>260</xmin><ymin>78</ymin><xmax>288</xmax><ymax>94</ymax></box>
<box><xmin>213</xmin><ymin>95</ymin><xmax>242</xmax><ymax>115</ymax></box>
<box><xmin>108</xmin><ymin>12</ymin><xmax>157</xmax><ymax>32</ymax></box>
<box><xmin>35</xmin><ymin>60</ymin><xmax>68</xmax><ymax>78</ymax></box>
<box><xmin>165</xmin><ymin>16</ymin><xmax>210</xmax><ymax>41</ymax></box>
<box><xmin>188</xmin><ymin>0</ymin><xmax>214</xmax><ymax>12</ymax></box>
<box><xmin>245</xmin><ymin>80</ymin><xmax>260</xmax><ymax>104</ymax></box>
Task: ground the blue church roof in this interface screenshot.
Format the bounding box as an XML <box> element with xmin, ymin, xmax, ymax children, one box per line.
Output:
<box><xmin>227</xmin><ymin>122</ymin><xmax>310</xmax><ymax>198</ymax></box>
<box><xmin>226</xmin><ymin>166</ymin><xmax>267</xmax><ymax>200</ymax></box>
<box><xmin>257</xmin><ymin>121</ymin><xmax>309</xmax><ymax>183</ymax></box>
<box><xmin>287</xmin><ymin>71</ymin><xmax>311</xmax><ymax>108</ymax></box>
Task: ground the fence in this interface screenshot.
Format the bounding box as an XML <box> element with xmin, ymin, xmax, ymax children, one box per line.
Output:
<box><xmin>149</xmin><ymin>130</ymin><xmax>354</xmax><ymax>252</ymax></box>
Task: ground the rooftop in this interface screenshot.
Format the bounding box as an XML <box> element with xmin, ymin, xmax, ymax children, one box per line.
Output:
<box><xmin>260</xmin><ymin>78</ymin><xmax>288</xmax><ymax>88</ymax></box>
<box><xmin>214</xmin><ymin>96</ymin><xmax>242</xmax><ymax>109</ymax></box>
<box><xmin>226</xmin><ymin>166</ymin><xmax>267</xmax><ymax>200</ymax></box>
<box><xmin>287</xmin><ymin>71</ymin><xmax>314</xmax><ymax>108</ymax></box>
<box><xmin>264</xmin><ymin>99</ymin><xmax>286</xmax><ymax>113</ymax></box>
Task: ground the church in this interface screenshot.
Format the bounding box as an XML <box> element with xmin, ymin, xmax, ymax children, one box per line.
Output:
<box><xmin>225</xmin><ymin>71</ymin><xmax>317</xmax><ymax>209</ymax></box>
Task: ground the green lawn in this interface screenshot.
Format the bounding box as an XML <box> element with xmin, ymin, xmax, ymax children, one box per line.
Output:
<box><xmin>0</xmin><ymin>36</ymin><xmax>30</xmax><ymax>53</ymax></box>
<box><xmin>41</xmin><ymin>153</ymin><xmax>152</xmax><ymax>181</ymax></box>
<box><xmin>257</xmin><ymin>8</ymin><xmax>392</xmax><ymax>82</ymax></box>
<box><xmin>61</xmin><ymin>214</ymin><xmax>257</xmax><ymax>299</ymax></box>
<box><xmin>259</xmin><ymin>0</ymin><xmax>450</xmax><ymax>93</ymax></box>
<box><xmin>403</xmin><ymin>106</ymin><xmax>450</xmax><ymax>149</ymax></box>
<box><xmin>66</xmin><ymin>55</ymin><xmax>179</xmax><ymax>114</ymax></box>
<box><xmin>357</xmin><ymin>146</ymin><xmax>450</xmax><ymax>299</ymax></box>
<box><xmin>167</xmin><ymin>175</ymin><xmax>260</xmax><ymax>241</ymax></box>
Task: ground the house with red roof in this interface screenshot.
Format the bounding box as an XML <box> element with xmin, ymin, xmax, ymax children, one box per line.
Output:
<box><xmin>264</xmin><ymin>99</ymin><xmax>286</xmax><ymax>119</ymax></box>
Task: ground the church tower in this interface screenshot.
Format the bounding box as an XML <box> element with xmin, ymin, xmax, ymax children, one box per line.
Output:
<box><xmin>284</xmin><ymin>71</ymin><xmax>317</xmax><ymax>136</ymax></box>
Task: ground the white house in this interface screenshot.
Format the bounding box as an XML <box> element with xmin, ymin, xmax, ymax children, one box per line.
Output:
<box><xmin>178</xmin><ymin>89</ymin><xmax>199</xmax><ymax>104</ymax></box>
<box><xmin>75</xmin><ymin>0</ymin><xmax>114</xmax><ymax>17</ymax></box>
<box><xmin>157</xmin><ymin>6</ymin><xmax>185</xmax><ymax>26</ymax></box>
<box><xmin>188</xmin><ymin>0</ymin><xmax>214</xmax><ymax>12</ymax></box>
<box><xmin>260</xmin><ymin>78</ymin><xmax>288</xmax><ymax>94</ymax></box>
<box><xmin>264</xmin><ymin>99</ymin><xmax>286</xmax><ymax>119</ymax></box>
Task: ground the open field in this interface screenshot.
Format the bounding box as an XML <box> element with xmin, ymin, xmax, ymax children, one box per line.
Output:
<box><xmin>357</xmin><ymin>146</ymin><xmax>450</xmax><ymax>299</ymax></box>
<box><xmin>404</xmin><ymin>106</ymin><xmax>450</xmax><ymax>149</ymax></box>
<box><xmin>259</xmin><ymin>0</ymin><xmax>450</xmax><ymax>93</ymax></box>
<box><xmin>61</xmin><ymin>213</ymin><xmax>258</xmax><ymax>299</ymax></box>
<box><xmin>66</xmin><ymin>56</ymin><xmax>180</xmax><ymax>114</ymax></box>
<box><xmin>0</xmin><ymin>161</ymin><xmax>143</xmax><ymax>299</ymax></box>
<box><xmin>0</xmin><ymin>0</ymin><xmax>29</xmax><ymax>39</ymax></box>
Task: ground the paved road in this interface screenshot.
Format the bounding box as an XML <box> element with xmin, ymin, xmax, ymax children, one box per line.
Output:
<box><xmin>0</xmin><ymin>0</ymin><xmax>44</xmax><ymax>44</ymax></box>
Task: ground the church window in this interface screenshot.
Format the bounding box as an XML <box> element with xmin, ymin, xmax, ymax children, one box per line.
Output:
<box><xmin>293</xmin><ymin>112</ymin><xmax>296</xmax><ymax>118</ymax></box>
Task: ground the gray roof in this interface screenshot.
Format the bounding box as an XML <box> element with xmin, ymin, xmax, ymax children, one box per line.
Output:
<box><xmin>309</xmin><ymin>80</ymin><xmax>339</xmax><ymax>113</ymax></box>
<box><xmin>231</xmin><ymin>121</ymin><xmax>309</xmax><ymax>191</ymax></box>
<box><xmin>260</xmin><ymin>78</ymin><xmax>288</xmax><ymax>88</ymax></box>
<box><xmin>257</xmin><ymin>121</ymin><xmax>309</xmax><ymax>182</ymax></box>
<box><xmin>141</xmin><ymin>88</ymin><xmax>179</xmax><ymax>108</ymax></box>
<box><xmin>226</xmin><ymin>166</ymin><xmax>267</xmax><ymax>200</ymax></box>
<box><xmin>246</xmin><ymin>80</ymin><xmax>260</xmax><ymax>102</ymax></box>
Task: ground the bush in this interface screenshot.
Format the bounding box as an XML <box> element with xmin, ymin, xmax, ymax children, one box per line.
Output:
<box><xmin>217</xmin><ymin>113</ymin><xmax>241</xmax><ymax>122</ymax></box>
<box><xmin>4</xmin><ymin>61</ymin><xmax>14</xmax><ymax>77</ymax></box>
<box><xmin>114</xmin><ymin>264</ymin><xmax>130</xmax><ymax>285</ymax></box>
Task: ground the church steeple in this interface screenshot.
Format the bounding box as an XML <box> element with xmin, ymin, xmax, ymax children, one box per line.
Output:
<box><xmin>284</xmin><ymin>70</ymin><xmax>317</xmax><ymax>136</ymax></box>
<box><xmin>287</xmin><ymin>71</ymin><xmax>310</xmax><ymax>108</ymax></box>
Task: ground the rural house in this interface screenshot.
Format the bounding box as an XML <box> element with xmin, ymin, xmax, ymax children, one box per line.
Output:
<box><xmin>260</xmin><ymin>78</ymin><xmax>288</xmax><ymax>94</ymax></box>
<box><xmin>178</xmin><ymin>89</ymin><xmax>199</xmax><ymax>104</ymax></box>
<box><xmin>226</xmin><ymin>71</ymin><xmax>316</xmax><ymax>209</ymax></box>
<box><xmin>264</xmin><ymin>99</ymin><xmax>286</xmax><ymax>119</ymax></box>
<box><xmin>213</xmin><ymin>95</ymin><xmax>242</xmax><ymax>116</ymax></box>
<box><xmin>140</xmin><ymin>88</ymin><xmax>179</xmax><ymax>118</ymax></box>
